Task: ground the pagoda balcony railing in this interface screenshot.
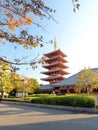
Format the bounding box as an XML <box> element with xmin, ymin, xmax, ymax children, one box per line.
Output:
<box><xmin>47</xmin><ymin>75</ymin><xmax>64</xmax><ymax>79</ymax></box>
<box><xmin>50</xmin><ymin>74</ymin><xmax>65</xmax><ymax>77</ymax></box>
<box><xmin>40</xmin><ymin>75</ymin><xmax>64</xmax><ymax>81</ymax></box>
<box><xmin>43</xmin><ymin>61</ymin><xmax>68</xmax><ymax>68</ymax></box>
<box><xmin>44</xmin><ymin>55</ymin><xmax>67</xmax><ymax>63</ymax></box>
<box><xmin>43</xmin><ymin>61</ymin><xmax>59</xmax><ymax>66</ymax></box>
<box><xmin>41</xmin><ymin>68</ymin><xmax>67</xmax><ymax>74</ymax></box>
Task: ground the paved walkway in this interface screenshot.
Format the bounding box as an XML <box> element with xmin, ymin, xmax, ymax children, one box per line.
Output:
<box><xmin>0</xmin><ymin>102</ymin><xmax>98</xmax><ymax>130</ymax></box>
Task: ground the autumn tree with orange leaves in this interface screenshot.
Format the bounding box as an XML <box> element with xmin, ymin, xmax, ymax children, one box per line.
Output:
<box><xmin>0</xmin><ymin>0</ymin><xmax>80</xmax><ymax>64</ymax></box>
<box><xmin>0</xmin><ymin>0</ymin><xmax>56</xmax><ymax>49</ymax></box>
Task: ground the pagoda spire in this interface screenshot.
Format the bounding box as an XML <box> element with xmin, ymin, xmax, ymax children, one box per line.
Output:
<box><xmin>54</xmin><ymin>36</ymin><xmax>57</xmax><ymax>50</ymax></box>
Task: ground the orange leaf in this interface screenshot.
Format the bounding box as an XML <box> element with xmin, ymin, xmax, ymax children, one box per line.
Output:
<box><xmin>23</xmin><ymin>16</ymin><xmax>33</xmax><ymax>25</ymax></box>
<box><xmin>32</xmin><ymin>43</ymin><xmax>38</xmax><ymax>47</ymax></box>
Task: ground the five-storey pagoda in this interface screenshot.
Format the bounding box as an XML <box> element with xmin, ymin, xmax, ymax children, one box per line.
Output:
<box><xmin>41</xmin><ymin>39</ymin><xmax>69</xmax><ymax>84</ymax></box>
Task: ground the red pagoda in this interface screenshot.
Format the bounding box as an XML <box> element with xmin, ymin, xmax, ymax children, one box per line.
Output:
<box><xmin>41</xmin><ymin>49</ymin><xmax>69</xmax><ymax>84</ymax></box>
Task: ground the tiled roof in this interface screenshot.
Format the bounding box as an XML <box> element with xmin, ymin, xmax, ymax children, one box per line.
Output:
<box><xmin>51</xmin><ymin>73</ymin><xmax>78</xmax><ymax>87</ymax></box>
<box><xmin>40</xmin><ymin>84</ymin><xmax>53</xmax><ymax>90</ymax></box>
<box><xmin>40</xmin><ymin>68</ymin><xmax>98</xmax><ymax>90</ymax></box>
<box><xmin>51</xmin><ymin>68</ymin><xmax>98</xmax><ymax>87</ymax></box>
<box><xmin>44</xmin><ymin>49</ymin><xmax>67</xmax><ymax>57</ymax></box>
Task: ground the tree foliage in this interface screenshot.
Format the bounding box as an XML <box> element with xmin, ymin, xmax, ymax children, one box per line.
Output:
<box><xmin>0</xmin><ymin>60</ymin><xmax>40</xmax><ymax>98</ymax></box>
<box><xmin>10</xmin><ymin>72</ymin><xmax>21</xmax><ymax>90</ymax></box>
<box><xmin>26</xmin><ymin>78</ymin><xmax>40</xmax><ymax>93</ymax></box>
<box><xmin>0</xmin><ymin>0</ymin><xmax>56</xmax><ymax>49</ymax></box>
<box><xmin>75</xmin><ymin>67</ymin><xmax>98</xmax><ymax>94</ymax></box>
<box><xmin>13</xmin><ymin>76</ymin><xmax>40</xmax><ymax>97</ymax></box>
<box><xmin>0</xmin><ymin>62</ymin><xmax>14</xmax><ymax>98</ymax></box>
<box><xmin>72</xmin><ymin>0</ymin><xmax>80</xmax><ymax>12</ymax></box>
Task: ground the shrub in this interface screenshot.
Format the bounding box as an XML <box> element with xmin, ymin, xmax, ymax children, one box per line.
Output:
<box><xmin>31</xmin><ymin>95</ymin><xmax>95</xmax><ymax>108</ymax></box>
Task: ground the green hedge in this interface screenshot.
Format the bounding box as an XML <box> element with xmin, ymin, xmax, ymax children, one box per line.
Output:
<box><xmin>4</xmin><ymin>94</ymin><xmax>95</xmax><ymax>108</ymax></box>
<box><xmin>31</xmin><ymin>95</ymin><xmax>95</xmax><ymax>108</ymax></box>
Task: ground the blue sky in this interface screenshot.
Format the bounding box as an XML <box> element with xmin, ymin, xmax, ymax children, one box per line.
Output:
<box><xmin>1</xmin><ymin>0</ymin><xmax>98</xmax><ymax>84</ymax></box>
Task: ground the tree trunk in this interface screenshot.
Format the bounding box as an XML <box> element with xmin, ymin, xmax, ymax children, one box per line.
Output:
<box><xmin>87</xmin><ymin>86</ymin><xmax>90</xmax><ymax>94</ymax></box>
<box><xmin>1</xmin><ymin>91</ymin><xmax>4</xmax><ymax>99</ymax></box>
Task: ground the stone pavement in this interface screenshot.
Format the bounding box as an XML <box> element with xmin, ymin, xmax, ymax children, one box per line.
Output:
<box><xmin>0</xmin><ymin>102</ymin><xmax>98</xmax><ymax>130</ymax></box>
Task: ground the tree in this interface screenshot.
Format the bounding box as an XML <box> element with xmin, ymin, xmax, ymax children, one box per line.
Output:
<box><xmin>0</xmin><ymin>0</ymin><xmax>55</xmax><ymax>70</ymax></box>
<box><xmin>10</xmin><ymin>75</ymin><xmax>28</xmax><ymax>98</ymax></box>
<box><xmin>0</xmin><ymin>62</ymin><xmax>13</xmax><ymax>99</ymax></box>
<box><xmin>0</xmin><ymin>0</ymin><xmax>55</xmax><ymax>48</ymax></box>
<box><xmin>14</xmin><ymin>76</ymin><xmax>40</xmax><ymax>97</ymax></box>
<box><xmin>23</xmin><ymin>78</ymin><xmax>40</xmax><ymax>95</ymax></box>
<box><xmin>10</xmin><ymin>72</ymin><xmax>22</xmax><ymax>95</ymax></box>
<box><xmin>0</xmin><ymin>60</ymin><xmax>40</xmax><ymax>98</ymax></box>
<box><xmin>75</xmin><ymin>67</ymin><xmax>98</xmax><ymax>94</ymax></box>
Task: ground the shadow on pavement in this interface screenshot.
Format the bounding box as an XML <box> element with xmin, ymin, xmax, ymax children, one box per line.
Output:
<box><xmin>0</xmin><ymin>102</ymin><xmax>78</xmax><ymax>116</ymax></box>
<box><xmin>0</xmin><ymin>116</ymin><xmax>98</xmax><ymax>130</ymax></box>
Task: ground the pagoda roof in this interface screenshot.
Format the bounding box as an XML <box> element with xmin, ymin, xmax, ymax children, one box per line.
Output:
<box><xmin>41</xmin><ymin>68</ymin><xmax>69</xmax><ymax>75</ymax></box>
<box><xmin>44</xmin><ymin>49</ymin><xmax>67</xmax><ymax>58</ymax></box>
<box><xmin>40</xmin><ymin>75</ymin><xmax>65</xmax><ymax>81</ymax></box>
<box><xmin>43</xmin><ymin>62</ymin><xmax>68</xmax><ymax>69</ymax></box>
<box><xmin>44</xmin><ymin>55</ymin><xmax>67</xmax><ymax>63</ymax></box>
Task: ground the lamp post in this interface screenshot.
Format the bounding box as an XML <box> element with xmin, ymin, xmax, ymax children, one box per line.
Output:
<box><xmin>21</xmin><ymin>77</ymin><xmax>28</xmax><ymax>98</ymax></box>
<box><xmin>21</xmin><ymin>78</ymin><xmax>25</xmax><ymax>98</ymax></box>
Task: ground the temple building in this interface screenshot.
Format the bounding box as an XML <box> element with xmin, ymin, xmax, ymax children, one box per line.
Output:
<box><xmin>41</xmin><ymin>67</ymin><xmax>98</xmax><ymax>94</ymax></box>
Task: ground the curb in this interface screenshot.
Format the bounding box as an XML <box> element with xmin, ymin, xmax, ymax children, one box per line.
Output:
<box><xmin>1</xmin><ymin>100</ymin><xmax>98</xmax><ymax>114</ymax></box>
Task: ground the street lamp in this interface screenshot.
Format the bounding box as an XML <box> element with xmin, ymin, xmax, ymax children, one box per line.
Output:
<box><xmin>21</xmin><ymin>78</ymin><xmax>25</xmax><ymax>98</ymax></box>
<box><xmin>21</xmin><ymin>77</ymin><xmax>28</xmax><ymax>98</ymax></box>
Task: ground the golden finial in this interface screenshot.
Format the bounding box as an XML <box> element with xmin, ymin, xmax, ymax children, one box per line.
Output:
<box><xmin>54</xmin><ymin>36</ymin><xmax>57</xmax><ymax>50</ymax></box>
